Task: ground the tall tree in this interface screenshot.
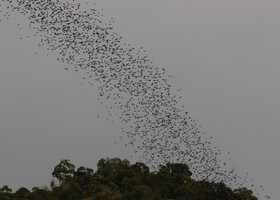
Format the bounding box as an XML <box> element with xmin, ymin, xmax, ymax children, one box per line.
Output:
<box><xmin>52</xmin><ymin>159</ymin><xmax>75</xmax><ymax>184</ymax></box>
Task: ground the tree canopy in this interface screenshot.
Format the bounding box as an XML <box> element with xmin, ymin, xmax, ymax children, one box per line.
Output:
<box><xmin>0</xmin><ymin>158</ymin><xmax>257</xmax><ymax>200</ymax></box>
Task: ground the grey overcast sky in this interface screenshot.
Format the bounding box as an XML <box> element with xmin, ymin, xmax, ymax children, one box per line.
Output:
<box><xmin>1</xmin><ymin>0</ymin><xmax>280</xmax><ymax>199</ymax></box>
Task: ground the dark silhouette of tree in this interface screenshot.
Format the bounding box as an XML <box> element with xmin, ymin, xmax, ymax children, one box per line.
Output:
<box><xmin>0</xmin><ymin>157</ymin><xmax>258</xmax><ymax>200</ymax></box>
<box><xmin>233</xmin><ymin>187</ymin><xmax>258</xmax><ymax>200</ymax></box>
<box><xmin>52</xmin><ymin>159</ymin><xmax>75</xmax><ymax>184</ymax></box>
<box><xmin>0</xmin><ymin>185</ymin><xmax>12</xmax><ymax>200</ymax></box>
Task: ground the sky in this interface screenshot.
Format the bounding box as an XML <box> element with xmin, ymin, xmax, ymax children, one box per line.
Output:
<box><xmin>0</xmin><ymin>0</ymin><xmax>280</xmax><ymax>199</ymax></box>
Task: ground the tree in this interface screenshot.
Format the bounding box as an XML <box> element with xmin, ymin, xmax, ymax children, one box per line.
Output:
<box><xmin>124</xmin><ymin>185</ymin><xmax>153</xmax><ymax>200</ymax></box>
<box><xmin>0</xmin><ymin>185</ymin><xmax>12</xmax><ymax>200</ymax></box>
<box><xmin>52</xmin><ymin>159</ymin><xmax>75</xmax><ymax>184</ymax></box>
<box><xmin>233</xmin><ymin>187</ymin><xmax>258</xmax><ymax>200</ymax></box>
<box><xmin>14</xmin><ymin>187</ymin><xmax>31</xmax><ymax>200</ymax></box>
<box><xmin>166</xmin><ymin>163</ymin><xmax>192</xmax><ymax>177</ymax></box>
<box><xmin>131</xmin><ymin>162</ymin><xmax>149</xmax><ymax>174</ymax></box>
<box><xmin>0</xmin><ymin>185</ymin><xmax>12</xmax><ymax>194</ymax></box>
<box><xmin>30</xmin><ymin>187</ymin><xmax>50</xmax><ymax>200</ymax></box>
<box><xmin>97</xmin><ymin>158</ymin><xmax>130</xmax><ymax>177</ymax></box>
<box><xmin>0</xmin><ymin>157</ymin><xmax>259</xmax><ymax>200</ymax></box>
<box><xmin>76</xmin><ymin>166</ymin><xmax>94</xmax><ymax>177</ymax></box>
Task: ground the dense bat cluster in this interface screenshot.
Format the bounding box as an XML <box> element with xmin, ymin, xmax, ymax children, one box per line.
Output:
<box><xmin>0</xmin><ymin>0</ymin><xmax>268</xmax><ymax>198</ymax></box>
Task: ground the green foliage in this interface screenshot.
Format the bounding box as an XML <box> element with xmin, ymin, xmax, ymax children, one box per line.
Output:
<box><xmin>52</xmin><ymin>159</ymin><xmax>75</xmax><ymax>183</ymax></box>
<box><xmin>1</xmin><ymin>157</ymin><xmax>258</xmax><ymax>200</ymax></box>
<box><xmin>0</xmin><ymin>185</ymin><xmax>13</xmax><ymax>200</ymax></box>
<box><xmin>233</xmin><ymin>187</ymin><xmax>258</xmax><ymax>200</ymax></box>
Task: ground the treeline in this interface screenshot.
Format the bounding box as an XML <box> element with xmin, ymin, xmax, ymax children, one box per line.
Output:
<box><xmin>0</xmin><ymin>158</ymin><xmax>257</xmax><ymax>200</ymax></box>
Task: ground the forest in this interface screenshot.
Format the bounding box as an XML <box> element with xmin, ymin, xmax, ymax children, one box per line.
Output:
<box><xmin>0</xmin><ymin>157</ymin><xmax>257</xmax><ymax>200</ymax></box>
